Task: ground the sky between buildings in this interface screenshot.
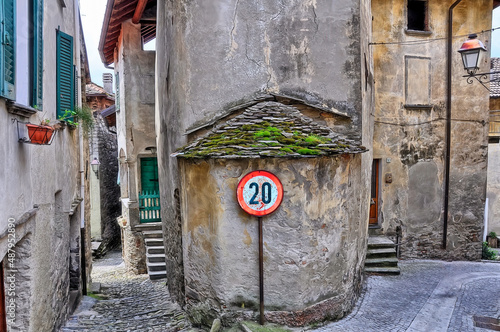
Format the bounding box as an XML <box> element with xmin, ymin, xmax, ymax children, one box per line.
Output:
<box><xmin>80</xmin><ymin>1</ymin><xmax>500</xmax><ymax>90</ymax></box>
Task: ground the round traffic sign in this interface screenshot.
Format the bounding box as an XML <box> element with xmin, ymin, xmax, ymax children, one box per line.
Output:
<box><xmin>237</xmin><ymin>170</ymin><xmax>283</xmax><ymax>216</ymax></box>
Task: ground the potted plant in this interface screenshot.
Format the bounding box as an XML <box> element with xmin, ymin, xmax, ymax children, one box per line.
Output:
<box><xmin>58</xmin><ymin>104</ymin><xmax>94</xmax><ymax>137</ymax></box>
<box><xmin>26</xmin><ymin>118</ymin><xmax>55</xmax><ymax>144</ymax></box>
<box><xmin>488</xmin><ymin>231</ymin><xmax>498</xmax><ymax>248</ymax></box>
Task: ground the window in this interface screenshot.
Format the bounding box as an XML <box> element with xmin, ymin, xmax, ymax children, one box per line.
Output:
<box><xmin>31</xmin><ymin>0</ymin><xmax>43</xmax><ymax>108</ymax></box>
<box><xmin>0</xmin><ymin>0</ymin><xmax>43</xmax><ymax>106</ymax></box>
<box><xmin>56</xmin><ymin>29</ymin><xmax>74</xmax><ymax>119</ymax></box>
<box><xmin>407</xmin><ymin>0</ymin><xmax>428</xmax><ymax>31</ymax></box>
<box><xmin>0</xmin><ymin>0</ymin><xmax>16</xmax><ymax>100</ymax></box>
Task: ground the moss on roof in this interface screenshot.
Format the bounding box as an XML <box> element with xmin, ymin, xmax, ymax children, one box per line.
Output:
<box><xmin>173</xmin><ymin>102</ymin><xmax>366</xmax><ymax>159</ymax></box>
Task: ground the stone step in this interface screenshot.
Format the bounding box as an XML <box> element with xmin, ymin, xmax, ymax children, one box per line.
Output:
<box><xmin>368</xmin><ymin>236</ymin><xmax>396</xmax><ymax>249</ymax></box>
<box><xmin>145</xmin><ymin>238</ymin><xmax>164</xmax><ymax>246</ymax></box>
<box><xmin>147</xmin><ymin>261</ymin><xmax>167</xmax><ymax>272</ymax></box>
<box><xmin>366</xmin><ymin>248</ymin><xmax>397</xmax><ymax>258</ymax></box>
<box><xmin>135</xmin><ymin>222</ymin><xmax>163</xmax><ymax>232</ymax></box>
<box><xmin>147</xmin><ymin>246</ymin><xmax>165</xmax><ymax>255</ymax></box>
<box><xmin>142</xmin><ymin>230</ymin><xmax>163</xmax><ymax>238</ymax></box>
<box><xmin>364</xmin><ymin>266</ymin><xmax>401</xmax><ymax>275</ymax></box>
<box><xmin>148</xmin><ymin>270</ymin><xmax>167</xmax><ymax>280</ymax></box>
<box><xmin>146</xmin><ymin>253</ymin><xmax>166</xmax><ymax>263</ymax></box>
<box><xmin>365</xmin><ymin>257</ymin><xmax>399</xmax><ymax>267</ymax></box>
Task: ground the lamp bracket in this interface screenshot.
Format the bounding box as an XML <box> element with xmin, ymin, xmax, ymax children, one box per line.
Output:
<box><xmin>463</xmin><ymin>71</ymin><xmax>500</xmax><ymax>92</ymax></box>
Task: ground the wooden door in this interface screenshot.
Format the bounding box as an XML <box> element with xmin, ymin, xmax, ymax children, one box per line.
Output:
<box><xmin>369</xmin><ymin>160</ymin><xmax>379</xmax><ymax>225</ymax></box>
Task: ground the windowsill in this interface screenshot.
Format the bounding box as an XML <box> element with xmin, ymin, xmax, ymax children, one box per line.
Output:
<box><xmin>405</xmin><ymin>29</ymin><xmax>432</xmax><ymax>36</ymax></box>
<box><xmin>6</xmin><ymin>101</ymin><xmax>38</xmax><ymax>118</ymax></box>
<box><xmin>404</xmin><ymin>104</ymin><xmax>433</xmax><ymax>110</ymax></box>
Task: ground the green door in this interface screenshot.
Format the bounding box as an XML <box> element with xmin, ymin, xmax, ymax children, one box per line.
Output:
<box><xmin>139</xmin><ymin>157</ymin><xmax>161</xmax><ymax>223</ymax></box>
<box><xmin>140</xmin><ymin>157</ymin><xmax>159</xmax><ymax>192</ymax></box>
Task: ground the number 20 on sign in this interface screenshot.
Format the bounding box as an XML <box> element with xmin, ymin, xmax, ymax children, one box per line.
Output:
<box><xmin>237</xmin><ymin>170</ymin><xmax>283</xmax><ymax>216</ymax></box>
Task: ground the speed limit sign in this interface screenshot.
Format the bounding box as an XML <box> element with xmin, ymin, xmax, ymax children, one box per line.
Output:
<box><xmin>237</xmin><ymin>170</ymin><xmax>283</xmax><ymax>216</ymax></box>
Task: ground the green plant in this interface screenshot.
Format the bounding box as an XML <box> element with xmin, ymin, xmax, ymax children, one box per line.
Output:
<box><xmin>482</xmin><ymin>241</ymin><xmax>497</xmax><ymax>260</ymax></box>
<box><xmin>58</xmin><ymin>104</ymin><xmax>94</xmax><ymax>137</ymax></box>
<box><xmin>489</xmin><ymin>231</ymin><xmax>497</xmax><ymax>239</ymax></box>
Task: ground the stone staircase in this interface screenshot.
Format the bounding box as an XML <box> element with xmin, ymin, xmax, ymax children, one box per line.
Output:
<box><xmin>365</xmin><ymin>236</ymin><xmax>400</xmax><ymax>275</ymax></box>
<box><xmin>135</xmin><ymin>222</ymin><xmax>167</xmax><ymax>280</ymax></box>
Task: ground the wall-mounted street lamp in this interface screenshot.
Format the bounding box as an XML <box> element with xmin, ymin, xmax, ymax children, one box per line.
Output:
<box><xmin>458</xmin><ymin>34</ymin><xmax>499</xmax><ymax>91</ymax></box>
<box><xmin>91</xmin><ymin>157</ymin><xmax>101</xmax><ymax>179</ymax></box>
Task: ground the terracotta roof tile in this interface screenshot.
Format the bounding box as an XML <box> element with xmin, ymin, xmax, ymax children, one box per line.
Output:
<box><xmin>173</xmin><ymin>101</ymin><xmax>366</xmax><ymax>159</ymax></box>
<box><xmin>85</xmin><ymin>82</ymin><xmax>114</xmax><ymax>99</ymax></box>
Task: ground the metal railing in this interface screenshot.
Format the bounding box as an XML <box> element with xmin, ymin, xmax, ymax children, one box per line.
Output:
<box><xmin>139</xmin><ymin>190</ymin><xmax>161</xmax><ymax>223</ymax></box>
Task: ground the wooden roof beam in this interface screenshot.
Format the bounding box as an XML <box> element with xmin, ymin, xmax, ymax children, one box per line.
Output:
<box><xmin>132</xmin><ymin>0</ymin><xmax>148</xmax><ymax>24</ymax></box>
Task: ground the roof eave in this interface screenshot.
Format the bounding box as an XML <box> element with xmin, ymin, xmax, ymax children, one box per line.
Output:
<box><xmin>99</xmin><ymin>0</ymin><xmax>115</xmax><ymax>66</ymax></box>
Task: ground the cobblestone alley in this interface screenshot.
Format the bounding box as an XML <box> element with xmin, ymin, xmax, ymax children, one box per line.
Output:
<box><xmin>61</xmin><ymin>249</ymin><xmax>191</xmax><ymax>332</ymax></box>
<box><xmin>61</xmin><ymin>250</ymin><xmax>500</xmax><ymax>332</ymax></box>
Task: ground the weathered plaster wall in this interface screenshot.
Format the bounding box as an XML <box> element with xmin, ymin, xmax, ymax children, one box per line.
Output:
<box><xmin>114</xmin><ymin>19</ymin><xmax>156</xmax><ymax>272</ymax></box>
<box><xmin>180</xmin><ymin>156</ymin><xmax>365</xmax><ymax>326</ymax></box>
<box><xmin>487</xmin><ymin>142</ymin><xmax>500</xmax><ymax>236</ymax></box>
<box><xmin>156</xmin><ymin>0</ymin><xmax>373</xmax><ymax>308</ymax></box>
<box><xmin>0</xmin><ymin>0</ymin><xmax>88</xmax><ymax>330</ymax></box>
<box><xmin>371</xmin><ymin>0</ymin><xmax>491</xmax><ymax>259</ymax></box>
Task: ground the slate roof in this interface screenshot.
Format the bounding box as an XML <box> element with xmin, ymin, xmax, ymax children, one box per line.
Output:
<box><xmin>173</xmin><ymin>101</ymin><xmax>366</xmax><ymax>159</ymax></box>
<box><xmin>491</xmin><ymin>58</ymin><xmax>500</xmax><ymax>98</ymax></box>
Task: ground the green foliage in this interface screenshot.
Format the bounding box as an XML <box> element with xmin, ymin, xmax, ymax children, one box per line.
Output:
<box><xmin>280</xmin><ymin>147</ymin><xmax>294</xmax><ymax>154</ymax></box>
<box><xmin>296</xmin><ymin>148</ymin><xmax>321</xmax><ymax>155</ymax></box>
<box><xmin>489</xmin><ymin>231</ymin><xmax>497</xmax><ymax>239</ymax></box>
<box><xmin>304</xmin><ymin>135</ymin><xmax>326</xmax><ymax>145</ymax></box>
<box><xmin>58</xmin><ymin>104</ymin><xmax>94</xmax><ymax>137</ymax></box>
<box><xmin>482</xmin><ymin>241</ymin><xmax>497</xmax><ymax>260</ymax></box>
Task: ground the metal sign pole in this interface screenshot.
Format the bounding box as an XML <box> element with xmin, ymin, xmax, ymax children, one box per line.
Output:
<box><xmin>258</xmin><ymin>216</ymin><xmax>265</xmax><ymax>325</ymax></box>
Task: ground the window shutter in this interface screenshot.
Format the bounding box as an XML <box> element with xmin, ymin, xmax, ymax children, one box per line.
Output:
<box><xmin>32</xmin><ymin>0</ymin><xmax>43</xmax><ymax>108</ymax></box>
<box><xmin>56</xmin><ymin>29</ymin><xmax>74</xmax><ymax>119</ymax></box>
<box><xmin>1</xmin><ymin>0</ymin><xmax>16</xmax><ymax>100</ymax></box>
<box><xmin>115</xmin><ymin>73</ymin><xmax>120</xmax><ymax>111</ymax></box>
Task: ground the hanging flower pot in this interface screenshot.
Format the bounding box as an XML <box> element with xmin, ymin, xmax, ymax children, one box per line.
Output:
<box><xmin>26</xmin><ymin>124</ymin><xmax>55</xmax><ymax>145</ymax></box>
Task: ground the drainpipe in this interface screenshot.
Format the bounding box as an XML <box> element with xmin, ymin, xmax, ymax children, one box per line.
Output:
<box><xmin>444</xmin><ymin>0</ymin><xmax>464</xmax><ymax>249</ymax></box>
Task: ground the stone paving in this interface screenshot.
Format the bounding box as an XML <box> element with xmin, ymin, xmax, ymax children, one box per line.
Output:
<box><xmin>60</xmin><ymin>249</ymin><xmax>192</xmax><ymax>332</ymax></box>
<box><xmin>61</xmin><ymin>250</ymin><xmax>500</xmax><ymax>332</ymax></box>
<box><xmin>311</xmin><ymin>260</ymin><xmax>500</xmax><ymax>332</ymax></box>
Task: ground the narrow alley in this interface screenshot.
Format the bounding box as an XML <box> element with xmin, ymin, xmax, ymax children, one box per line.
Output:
<box><xmin>61</xmin><ymin>253</ymin><xmax>500</xmax><ymax>332</ymax></box>
<box><xmin>61</xmin><ymin>249</ymin><xmax>191</xmax><ymax>332</ymax></box>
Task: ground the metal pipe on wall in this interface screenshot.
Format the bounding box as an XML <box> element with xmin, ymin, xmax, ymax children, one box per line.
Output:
<box><xmin>444</xmin><ymin>0</ymin><xmax>464</xmax><ymax>249</ymax></box>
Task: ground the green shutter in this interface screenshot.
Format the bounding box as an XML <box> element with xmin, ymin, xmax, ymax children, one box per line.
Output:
<box><xmin>32</xmin><ymin>0</ymin><xmax>43</xmax><ymax>108</ymax></box>
<box><xmin>56</xmin><ymin>29</ymin><xmax>74</xmax><ymax>119</ymax></box>
<box><xmin>1</xmin><ymin>0</ymin><xmax>16</xmax><ymax>100</ymax></box>
<box><xmin>115</xmin><ymin>73</ymin><xmax>120</xmax><ymax>111</ymax></box>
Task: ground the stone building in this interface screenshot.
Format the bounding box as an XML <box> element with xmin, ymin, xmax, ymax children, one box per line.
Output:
<box><xmin>0</xmin><ymin>0</ymin><xmax>91</xmax><ymax>330</ymax></box>
<box><xmin>86</xmin><ymin>78</ymin><xmax>121</xmax><ymax>256</ymax></box>
<box><xmin>370</xmin><ymin>0</ymin><xmax>496</xmax><ymax>260</ymax></box>
<box><xmin>487</xmin><ymin>57</ymin><xmax>500</xmax><ymax>242</ymax></box>
<box><xmin>98</xmin><ymin>0</ymin><xmax>499</xmax><ymax>328</ymax></box>
<box><xmin>156</xmin><ymin>0</ymin><xmax>374</xmax><ymax>326</ymax></box>
<box><xmin>99</xmin><ymin>0</ymin><xmax>166</xmax><ymax>279</ymax></box>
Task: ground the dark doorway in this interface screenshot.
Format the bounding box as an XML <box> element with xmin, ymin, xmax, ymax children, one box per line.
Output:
<box><xmin>369</xmin><ymin>159</ymin><xmax>380</xmax><ymax>225</ymax></box>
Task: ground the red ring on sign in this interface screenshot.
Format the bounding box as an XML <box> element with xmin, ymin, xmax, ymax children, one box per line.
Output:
<box><xmin>237</xmin><ymin>170</ymin><xmax>283</xmax><ymax>216</ymax></box>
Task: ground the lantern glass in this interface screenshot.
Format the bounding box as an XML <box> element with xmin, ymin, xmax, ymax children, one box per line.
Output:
<box><xmin>461</xmin><ymin>50</ymin><xmax>480</xmax><ymax>72</ymax></box>
<box><xmin>91</xmin><ymin>158</ymin><xmax>100</xmax><ymax>174</ymax></box>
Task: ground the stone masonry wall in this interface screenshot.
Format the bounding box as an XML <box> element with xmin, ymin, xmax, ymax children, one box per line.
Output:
<box><xmin>180</xmin><ymin>156</ymin><xmax>366</xmax><ymax>327</ymax></box>
<box><xmin>156</xmin><ymin>0</ymin><xmax>373</xmax><ymax>307</ymax></box>
<box><xmin>95</xmin><ymin>115</ymin><xmax>121</xmax><ymax>256</ymax></box>
<box><xmin>371</xmin><ymin>0</ymin><xmax>491</xmax><ymax>260</ymax></box>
